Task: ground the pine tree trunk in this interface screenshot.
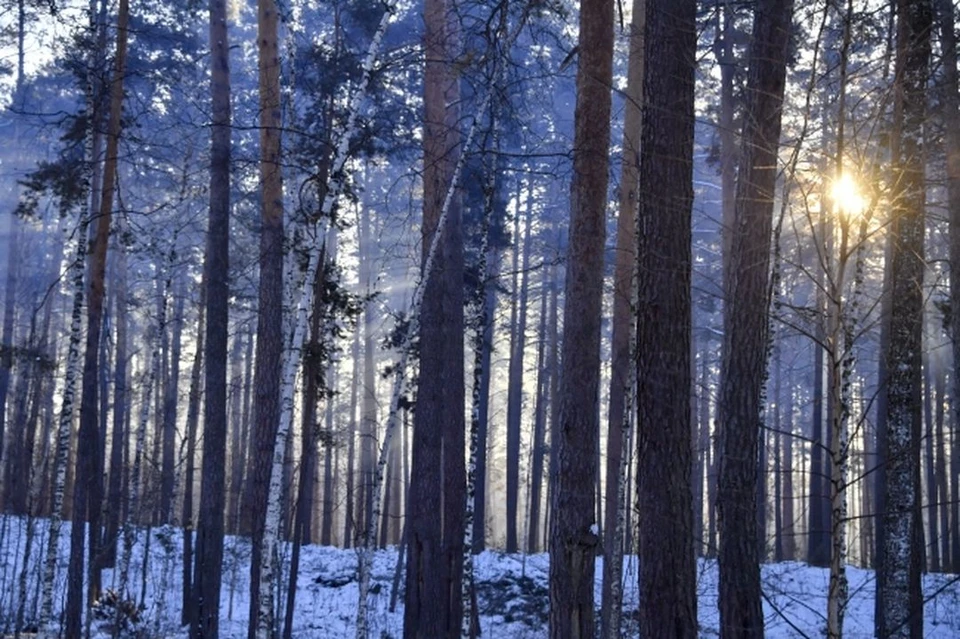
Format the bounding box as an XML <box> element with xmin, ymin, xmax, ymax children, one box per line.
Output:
<box><xmin>715</xmin><ymin>0</ymin><xmax>792</xmax><ymax>635</ymax></box>
<box><xmin>404</xmin><ymin>0</ymin><xmax>465</xmax><ymax>631</ymax></box>
<box><xmin>635</xmin><ymin>0</ymin><xmax>697</xmax><ymax>634</ymax></box>
<box><xmin>66</xmin><ymin>0</ymin><xmax>130</xmax><ymax>630</ymax></box>
<box><xmin>878</xmin><ymin>1</ymin><xmax>931</xmax><ymax>635</ymax></box>
<box><xmin>191</xmin><ymin>0</ymin><xmax>231</xmax><ymax>632</ymax></box>
<box><xmin>936</xmin><ymin>0</ymin><xmax>960</xmax><ymax>577</ymax></box>
<box><xmin>527</xmin><ymin>267</ymin><xmax>553</xmax><ymax>553</ymax></box>
<box><xmin>181</xmin><ymin>282</ymin><xmax>205</xmax><ymax>626</ymax></box>
<box><xmin>246</xmin><ymin>0</ymin><xmax>285</xmax><ymax>632</ymax></box>
<box><xmin>505</xmin><ymin>183</ymin><xmax>532</xmax><ymax>554</ymax></box>
<box><xmin>161</xmin><ymin>280</ymin><xmax>185</xmax><ymax>524</ymax></box>
<box><xmin>548</xmin><ymin>0</ymin><xmax>613</xmax><ymax>634</ymax></box>
<box><xmin>601</xmin><ymin>2</ymin><xmax>643</xmax><ymax>632</ymax></box>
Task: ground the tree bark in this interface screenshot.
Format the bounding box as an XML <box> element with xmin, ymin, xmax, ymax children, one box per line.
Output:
<box><xmin>936</xmin><ymin>0</ymin><xmax>960</xmax><ymax>577</ymax></box>
<box><xmin>404</xmin><ymin>0</ymin><xmax>465</xmax><ymax>632</ymax></box>
<box><xmin>601</xmin><ymin>0</ymin><xmax>643</xmax><ymax>633</ymax></box>
<box><xmin>65</xmin><ymin>0</ymin><xmax>130</xmax><ymax>632</ymax></box>
<box><xmin>878</xmin><ymin>1</ymin><xmax>931</xmax><ymax>635</ymax></box>
<box><xmin>548</xmin><ymin>0</ymin><xmax>613</xmax><ymax>634</ymax></box>
<box><xmin>191</xmin><ymin>0</ymin><xmax>231</xmax><ymax>632</ymax></box>
<box><xmin>716</xmin><ymin>1</ymin><xmax>792</xmax><ymax>633</ymax></box>
<box><xmin>635</xmin><ymin>0</ymin><xmax>698</xmax><ymax>634</ymax></box>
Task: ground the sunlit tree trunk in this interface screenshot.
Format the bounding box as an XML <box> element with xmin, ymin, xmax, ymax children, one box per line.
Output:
<box><xmin>246</xmin><ymin>0</ymin><xmax>284</xmax><ymax>633</ymax></box>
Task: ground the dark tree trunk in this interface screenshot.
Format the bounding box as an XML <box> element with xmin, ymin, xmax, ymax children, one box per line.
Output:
<box><xmin>548</xmin><ymin>0</ymin><xmax>613</xmax><ymax>634</ymax></box>
<box><xmin>635</xmin><ymin>0</ymin><xmax>697</xmax><ymax>634</ymax></box>
<box><xmin>403</xmin><ymin>0</ymin><xmax>465</xmax><ymax>633</ymax></box>
<box><xmin>471</xmin><ymin>249</ymin><xmax>498</xmax><ymax>554</ymax></box>
<box><xmin>878</xmin><ymin>1</ymin><xmax>931</xmax><ymax>635</ymax></box>
<box><xmin>936</xmin><ymin>0</ymin><xmax>960</xmax><ymax>577</ymax></box>
<box><xmin>505</xmin><ymin>187</ymin><xmax>532</xmax><ymax>554</ymax></box>
<box><xmin>66</xmin><ymin>0</ymin><xmax>130</xmax><ymax>631</ymax></box>
<box><xmin>601</xmin><ymin>0</ymin><xmax>643</xmax><ymax>632</ymax></box>
<box><xmin>181</xmin><ymin>283</ymin><xmax>204</xmax><ymax>627</ymax></box>
<box><xmin>161</xmin><ymin>280</ymin><xmax>185</xmax><ymax>523</ymax></box>
<box><xmin>527</xmin><ymin>265</ymin><xmax>554</xmax><ymax>553</ymax></box>
<box><xmin>191</xmin><ymin>0</ymin><xmax>231</xmax><ymax>632</ymax></box>
<box><xmin>245</xmin><ymin>0</ymin><xmax>285</xmax><ymax>632</ymax></box>
<box><xmin>715</xmin><ymin>0</ymin><xmax>792</xmax><ymax>635</ymax></box>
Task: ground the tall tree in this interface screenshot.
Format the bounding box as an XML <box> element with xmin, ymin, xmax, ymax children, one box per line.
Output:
<box><xmin>246</xmin><ymin>0</ymin><xmax>284</xmax><ymax>633</ymax></box>
<box><xmin>878</xmin><ymin>0</ymin><xmax>931</xmax><ymax>636</ymax></box>
<box><xmin>403</xmin><ymin>0</ymin><xmax>466</xmax><ymax>634</ymax></box>
<box><xmin>65</xmin><ymin>0</ymin><xmax>130</xmax><ymax>631</ymax></box>
<box><xmin>191</xmin><ymin>0</ymin><xmax>232</xmax><ymax>633</ymax></box>
<box><xmin>716</xmin><ymin>0</ymin><xmax>793</xmax><ymax>635</ymax></box>
<box><xmin>548</xmin><ymin>0</ymin><xmax>613</xmax><ymax>636</ymax></box>
<box><xmin>937</xmin><ymin>0</ymin><xmax>960</xmax><ymax>576</ymax></box>
<box><xmin>601</xmin><ymin>0</ymin><xmax>643</xmax><ymax>634</ymax></box>
<box><xmin>635</xmin><ymin>0</ymin><xmax>697</xmax><ymax>634</ymax></box>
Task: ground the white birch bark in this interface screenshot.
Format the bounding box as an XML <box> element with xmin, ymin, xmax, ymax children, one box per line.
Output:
<box><xmin>37</xmin><ymin>214</ymin><xmax>89</xmax><ymax>639</ymax></box>
<box><xmin>256</xmin><ymin>8</ymin><xmax>397</xmax><ymax>638</ymax></box>
<box><xmin>461</xmin><ymin>95</ymin><xmax>499</xmax><ymax>639</ymax></box>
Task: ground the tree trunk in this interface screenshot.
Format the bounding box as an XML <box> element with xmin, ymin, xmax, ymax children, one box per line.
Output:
<box><xmin>505</xmin><ymin>183</ymin><xmax>532</xmax><ymax>553</ymax></box>
<box><xmin>161</xmin><ymin>278</ymin><xmax>185</xmax><ymax>523</ymax></box>
<box><xmin>191</xmin><ymin>0</ymin><xmax>231</xmax><ymax>632</ymax></box>
<box><xmin>715</xmin><ymin>0</ymin><xmax>792</xmax><ymax>635</ymax></box>
<box><xmin>65</xmin><ymin>0</ymin><xmax>130</xmax><ymax>631</ymax></box>
<box><xmin>246</xmin><ymin>0</ymin><xmax>284</xmax><ymax>633</ymax></box>
<box><xmin>283</xmin><ymin>249</ymin><xmax>327</xmax><ymax>639</ymax></box>
<box><xmin>635</xmin><ymin>0</ymin><xmax>697</xmax><ymax>634</ymax></box>
<box><xmin>936</xmin><ymin>0</ymin><xmax>960</xmax><ymax>576</ymax></box>
<box><xmin>404</xmin><ymin>0</ymin><xmax>465</xmax><ymax>632</ymax></box>
<box><xmin>601</xmin><ymin>0</ymin><xmax>643</xmax><ymax>633</ymax></box>
<box><xmin>878</xmin><ymin>1</ymin><xmax>931</xmax><ymax>635</ymax></box>
<box><xmin>181</xmin><ymin>282</ymin><xmax>205</xmax><ymax>626</ymax></box>
<box><xmin>527</xmin><ymin>265</ymin><xmax>553</xmax><ymax>553</ymax></box>
<box><xmin>548</xmin><ymin>0</ymin><xmax>613</xmax><ymax>634</ymax></box>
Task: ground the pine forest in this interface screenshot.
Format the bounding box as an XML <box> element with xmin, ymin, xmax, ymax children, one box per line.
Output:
<box><xmin>0</xmin><ymin>0</ymin><xmax>959</xmax><ymax>637</ymax></box>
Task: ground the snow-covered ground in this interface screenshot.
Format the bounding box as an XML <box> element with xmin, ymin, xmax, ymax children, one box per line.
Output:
<box><xmin>1</xmin><ymin>515</ymin><xmax>958</xmax><ymax>637</ymax></box>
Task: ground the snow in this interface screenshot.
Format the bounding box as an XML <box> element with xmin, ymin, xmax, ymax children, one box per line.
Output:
<box><xmin>2</xmin><ymin>515</ymin><xmax>960</xmax><ymax>637</ymax></box>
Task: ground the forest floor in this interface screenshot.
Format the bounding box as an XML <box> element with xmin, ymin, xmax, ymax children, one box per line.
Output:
<box><xmin>1</xmin><ymin>516</ymin><xmax>959</xmax><ymax>637</ymax></box>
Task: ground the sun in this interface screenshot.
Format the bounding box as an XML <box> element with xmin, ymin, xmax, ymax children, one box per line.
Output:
<box><xmin>830</xmin><ymin>173</ymin><xmax>866</xmax><ymax>217</ymax></box>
